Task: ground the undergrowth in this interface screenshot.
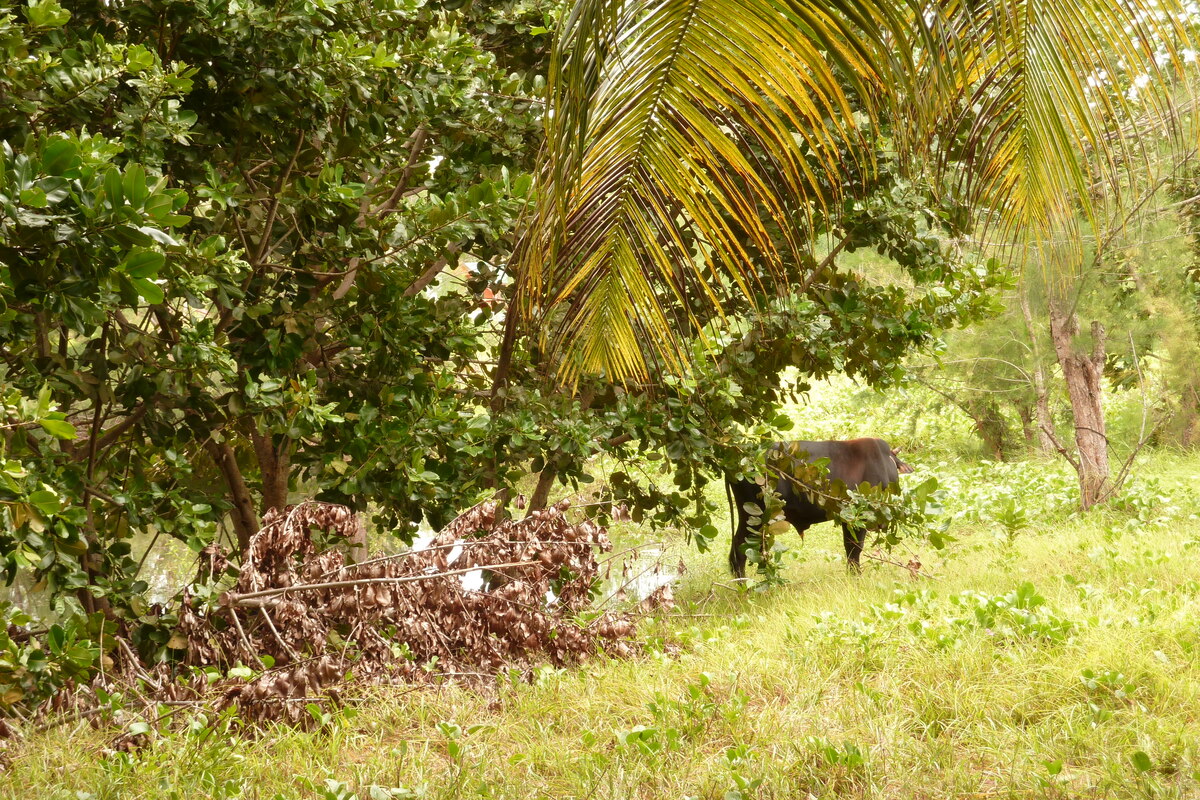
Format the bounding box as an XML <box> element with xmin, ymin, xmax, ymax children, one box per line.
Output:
<box><xmin>4</xmin><ymin>451</ymin><xmax>1200</xmax><ymax>799</ymax></box>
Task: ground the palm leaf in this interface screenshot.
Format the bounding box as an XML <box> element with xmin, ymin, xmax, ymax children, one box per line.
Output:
<box><xmin>516</xmin><ymin>0</ymin><xmax>900</xmax><ymax>382</ymax></box>
<box><xmin>517</xmin><ymin>0</ymin><xmax>1198</xmax><ymax>382</ymax></box>
<box><xmin>922</xmin><ymin>0</ymin><xmax>1196</xmax><ymax>252</ymax></box>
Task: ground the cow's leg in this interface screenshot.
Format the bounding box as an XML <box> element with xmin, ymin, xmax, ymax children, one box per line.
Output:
<box><xmin>729</xmin><ymin>514</ymin><xmax>751</xmax><ymax>579</ymax></box>
<box><xmin>728</xmin><ymin>483</ymin><xmax>758</xmax><ymax>579</ymax></box>
<box><xmin>842</xmin><ymin>524</ymin><xmax>865</xmax><ymax>572</ymax></box>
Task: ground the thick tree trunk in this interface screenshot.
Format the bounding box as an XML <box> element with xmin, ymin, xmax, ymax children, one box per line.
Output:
<box><xmin>1048</xmin><ymin>301</ymin><xmax>1110</xmax><ymax>509</ymax></box>
<box><xmin>251</xmin><ymin>430</ymin><xmax>291</xmax><ymax>513</ymax></box>
<box><xmin>207</xmin><ymin>440</ymin><xmax>259</xmax><ymax>552</ymax></box>
<box><xmin>527</xmin><ymin>467</ymin><xmax>558</xmax><ymax>512</ymax></box>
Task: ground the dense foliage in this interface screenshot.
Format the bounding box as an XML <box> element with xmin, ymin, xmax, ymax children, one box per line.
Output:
<box><xmin>0</xmin><ymin>0</ymin><xmax>554</xmax><ymax>704</ymax></box>
<box><xmin>0</xmin><ymin>0</ymin><xmax>1140</xmax><ymax>725</ymax></box>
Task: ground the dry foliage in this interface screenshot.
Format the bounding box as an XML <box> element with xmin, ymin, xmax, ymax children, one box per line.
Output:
<box><xmin>155</xmin><ymin>498</ymin><xmax>652</xmax><ymax>725</ymax></box>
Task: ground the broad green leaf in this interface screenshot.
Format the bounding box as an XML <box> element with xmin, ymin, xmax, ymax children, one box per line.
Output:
<box><xmin>125</xmin><ymin>44</ymin><xmax>156</xmax><ymax>74</ymax></box>
<box><xmin>27</xmin><ymin>489</ymin><xmax>61</xmax><ymax>515</ymax></box>
<box><xmin>24</xmin><ymin>0</ymin><xmax>71</xmax><ymax>28</ymax></box>
<box><xmin>41</xmin><ymin>138</ymin><xmax>78</xmax><ymax>175</ymax></box>
<box><xmin>47</xmin><ymin>625</ymin><xmax>65</xmax><ymax>656</ymax></box>
<box><xmin>38</xmin><ymin>418</ymin><xmax>77</xmax><ymax>440</ymax></box>
<box><xmin>130</xmin><ymin>277</ymin><xmax>164</xmax><ymax>305</ymax></box>
<box><xmin>123</xmin><ymin>164</ymin><xmax>147</xmax><ymax>208</ymax></box>
<box><xmin>19</xmin><ymin>187</ymin><xmax>46</xmax><ymax>208</ymax></box>
<box><xmin>103</xmin><ymin>167</ymin><xmax>123</xmax><ymax>207</ymax></box>
<box><xmin>121</xmin><ymin>250</ymin><xmax>165</xmax><ymax>279</ymax></box>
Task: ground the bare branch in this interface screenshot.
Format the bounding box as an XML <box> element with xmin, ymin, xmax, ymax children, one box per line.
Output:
<box><xmin>219</xmin><ymin>559</ymin><xmax>539</xmax><ymax>608</ymax></box>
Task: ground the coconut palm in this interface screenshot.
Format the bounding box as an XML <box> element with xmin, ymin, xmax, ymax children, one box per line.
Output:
<box><xmin>514</xmin><ymin>0</ymin><xmax>1196</xmax><ymax>382</ymax></box>
<box><xmin>510</xmin><ymin>0</ymin><xmax>1198</xmax><ymax>506</ymax></box>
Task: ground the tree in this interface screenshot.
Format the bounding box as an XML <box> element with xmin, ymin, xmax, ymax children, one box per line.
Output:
<box><xmin>0</xmin><ymin>0</ymin><xmax>553</xmax><ymax>636</ymax></box>
<box><xmin>509</xmin><ymin>0</ymin><xmax>1200</xmax><ymax>509</ymax></box>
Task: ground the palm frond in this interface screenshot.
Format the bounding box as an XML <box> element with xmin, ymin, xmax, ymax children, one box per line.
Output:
<box><xmin>517</xmin><ymin>0</ymin><xmax>898</xmax><ymax>382</ymax></box>
<box><xmin>516</xmin><ymin>0</ymin><xmax>1199</xmax><ymax>382</ymax></box>
<box><xmin>925</xmin><ymin>0</ymin><xmax>1197</xmax><ymax>251</ymax></box>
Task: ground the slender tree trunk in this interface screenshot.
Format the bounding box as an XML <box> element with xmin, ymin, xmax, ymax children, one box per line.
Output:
<box><xmin>1016</xmin><ymin>403</ymin><xmax>1035</xmax><ymax>447</ymax></box>
<box><xmin>1182</xmin><ymin>384</ymin><xmax>1200</xmax><ymax>448</ymax></box>
<box><xmin>346</xmin><ymin>516</ymin><xmax>368</xmax><ymax>564</ymax></box>
<box><xmin>1018</xmin><ymin>288</ymin><xmax>1056</xmax><ymax>455</ymax></box>
<box><xmin>1048</xmin><ymin>301</ymin><xmax>1110</xmax><ymax>508</ymax></box>
<box><xmin>207</xmin><ymin>440</ymin><xmax>259</xmax><ymax>552</ymax></box>
<box><xmin>526</xmin><ymin>390</ymin><xmax>596</xmax><ymax>513</ymax></box>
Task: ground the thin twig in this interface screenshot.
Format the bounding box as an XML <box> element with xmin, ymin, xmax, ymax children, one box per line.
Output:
<box><xmin>227</xmin><ymin>607</ymin><xmax>265</xmax><ymax>668</ymax></box>
<box><xmin>259</xmin><ymin>607</ymin><xmax>301</xmax><ymax>663</ymax></box>
<box><xmin>117</xmin><ymin>637</ymin><xmax>162</xmax><ymax>692</ymax></box>
<box><xmin>862</xmin><ymin>552</ymin><xmax>936</xmax><ymax>580</ymax></box>
<box><xmin>221</xmin><ymin>560</ymin><xmax>541</xmax><ymax>607</ymax></box>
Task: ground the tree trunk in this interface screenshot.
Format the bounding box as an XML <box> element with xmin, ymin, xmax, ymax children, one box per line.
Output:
<box><xmin>1032</xmin><ymin>371</ymin><xmax>1057</xmax><ymax>456</ymax></box>
<box><xmin>1048</xmin><ymin>301</ymin><xmax>1110</xmax><ymax>509</ymax></box>
<box><xmin>251</xmin><ymin>430</ymin><xmax>291</xmax><ymax>513</ymax></box>
<box><xmin>346</xmin><ymin>516</ymin><xmax>368</xmax><ymax>565</ymax></box>
<box><xmin>207</xmin><ymin>440</ymin><xmax>259</xmax><ymax>552</ymax></box>
<box><xmin>1016</xmin><ymin>403</ymin><xmax>1035</xmax><ymax>447</ymax></box>
<box><xmin>1018</xmin><ymin>287</ymin><xmax>1056</xmax><ymax>455</ymax></box>
<box><xmin>527</xmin><ymin>467</ymin><xmax>558</xmax><ymax>512</ymax></box>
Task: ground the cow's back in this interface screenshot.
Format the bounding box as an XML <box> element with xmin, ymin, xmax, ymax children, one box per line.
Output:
<box><xmin>773</xmin><ymin>438</ymin><xmax>899</xmax><ymax>492</ymax></box>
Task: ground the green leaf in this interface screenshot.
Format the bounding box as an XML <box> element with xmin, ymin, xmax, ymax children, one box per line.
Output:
<box><xmin>123</xmin><ymin>164</ymin><xmax>147</xmax><ymax>208</ymax></box>
<box><xmin>103</xmin><ymin>167</ymin><xmax>124</xmax><ymax>207</ymax></box>
<box><xmin>125</xmin><ymin>44</ymin><xmax>156</xmax><ymax>74</ymax></box>
<box><xmin>65</xmin><ymin>644</ymin><xmax>95</xmax><ymax>666</ymax></box>
<box><xmin>121</xmin><ymin>250</ymin><xmax>165</xmax><ymax>279</ymax></box>
<box><xmin>27</xmin><ymin>489</ymin><xmax>61</xmax><ymax>515</ymax></box>
<box><xmin>24</xmin><ymin>0</ymin><xmax>71</xmax><ymax>28</ymax></box>
<box><xmin>47</xmin><ymin>625</ymin><xmax>65</xmax><ymax>656</ymax></box>
<box><xmin>38</xmin><ymin>418</ymin><xmax>77</xmax><ymax>440</ymax></box>
<box><xmin>1130</xmin><ymin>751</ymin><xmax>1152</xmax><ymax>773</ymax></box>
<box><xmin>19</xmin><ymin>187</ymin><xmax>47</xmax><ymax>208</ymax></box>
<box><xmin>131</xmin><ymin>277</ymin><xmax>164</xmax><ymax>305</ymax></box>
<box><xmin>41</xmin><ymin>139</ymin><xmax>78</xmax><ymax>175</ymax></box>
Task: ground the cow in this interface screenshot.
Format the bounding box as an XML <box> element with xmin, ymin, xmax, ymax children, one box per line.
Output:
<box><xmin>725</xmin><ymin>438</ymin><xmax>913</xmax><ymax>578</ymax></box>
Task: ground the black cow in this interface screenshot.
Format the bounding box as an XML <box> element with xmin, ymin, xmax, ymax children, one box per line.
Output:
<box><xmin>725</xmin><ymin>438</ymin><xmax>913</xmax><ymax>578</ymax></box>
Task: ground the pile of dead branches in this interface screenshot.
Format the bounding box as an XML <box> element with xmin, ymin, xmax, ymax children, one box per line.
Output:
<box><xmin>163</xmin><ymin>498</ymin><xmax>657</xmax><ymax>725</ymax></box>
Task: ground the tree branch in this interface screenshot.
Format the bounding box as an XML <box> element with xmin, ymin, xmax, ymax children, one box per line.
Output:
<box><xmin>206</xmin><ymin>439</ymin><xmax>259</xmax><ymax>552</ymax></box>
<box><xmin>253</xmin><ymin>132</ymin><xmax>305</xmax><ymax>266</ymax></box>
<box><xmin>332</xmin><ymin>126</ymin><xmax>430</xmax><ymax>300</ymax></box>
<box><xmin>219</xmin><ymin>559</ymin><xmax>539</xmax><ymax>608</ymax></box>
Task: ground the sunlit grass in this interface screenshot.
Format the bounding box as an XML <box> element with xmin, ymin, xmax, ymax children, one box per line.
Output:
<box><xmin>6</xmin><ymin>452</ymin><xmax>1200</xmax><ymax>799</ymax></box>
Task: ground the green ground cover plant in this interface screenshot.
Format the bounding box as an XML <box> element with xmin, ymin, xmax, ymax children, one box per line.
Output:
<box><xmin>4</xmin><ymin>448</ymin><xmax>1199</xmax><ymax>799</ymax></box>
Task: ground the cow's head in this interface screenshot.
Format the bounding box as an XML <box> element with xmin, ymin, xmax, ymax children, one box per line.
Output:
<box><xmin>891</xmin><ymin>448</ymin><xmax>915</xmax><ymax>474</ymax></box>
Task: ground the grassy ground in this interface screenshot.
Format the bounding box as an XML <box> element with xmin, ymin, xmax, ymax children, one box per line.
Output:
<box><xmin>5</xmin><ymin>451</ymin><xmax>1200</xmax><ymax>799</ymax></box>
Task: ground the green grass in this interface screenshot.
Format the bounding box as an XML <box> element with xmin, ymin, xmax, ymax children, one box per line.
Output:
<box><xmin>6</xmin><ymin>451</ymin><xmax>1200</xmax><ymax>799</ymax></box>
